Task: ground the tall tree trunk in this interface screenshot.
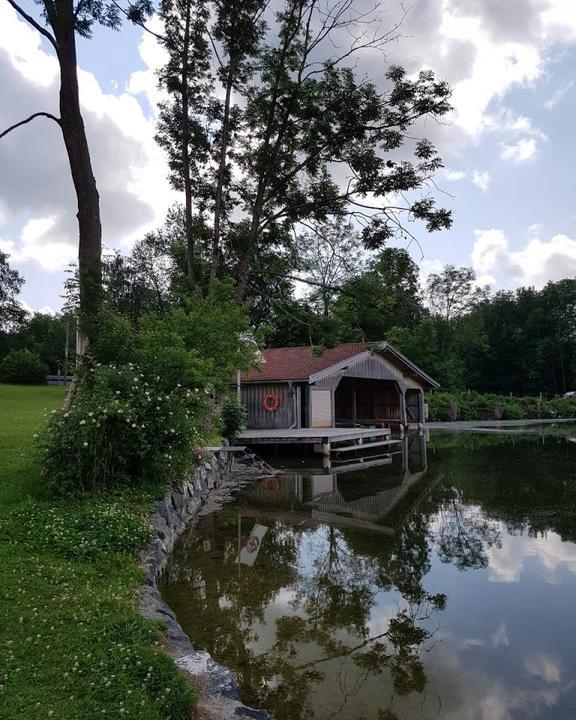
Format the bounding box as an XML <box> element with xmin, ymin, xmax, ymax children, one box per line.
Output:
<box><xmin>210</xmin><ymin>69</ymin><xmax>234</xmax><ymax>288</ymax></box>
<box><xmin>234</xmin><ymin>3</ymin><xmax>301</xmax><ymax>304</ymax></box>
<box><xmin>181</xmin><ymin>0</ymin><xmax>195</xmax><ymax>287</ymax></box>
<box><xmin>235</xmin><ymin>201</ymin><xmax>263</xmax><ymax>304</ymax></box>
<box><xmin>235</xmin><ymin>244</ymin><xmax>252</xmax><ymax>304</ymax></box>
<box><xmin>57</xmin><ymin>23</ymin><xmax>102</xmax><ymax>360</ymax></box>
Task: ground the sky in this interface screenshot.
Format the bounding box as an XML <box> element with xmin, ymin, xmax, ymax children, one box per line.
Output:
<box><xmin>2</xmin><ymin>0</ymin><xmax>576</xmax><ymax>313</ymax></box>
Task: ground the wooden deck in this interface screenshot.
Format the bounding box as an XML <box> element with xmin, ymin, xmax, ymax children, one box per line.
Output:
<box><xmin>238</xmin><ymin>426</ymin><xmax>391</xmax><ymax>445</ymax></box>
<box><xmin>237</xmin><ymin>427</ymin><xmax>403</xmax><ymax>458</ymax></box>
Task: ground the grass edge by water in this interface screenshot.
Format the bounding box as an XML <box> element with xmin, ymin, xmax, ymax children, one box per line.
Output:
<box><xmin>0</xmin><ymin>384</ymin><xmax>196</xmax><ymax>720</ymax></box>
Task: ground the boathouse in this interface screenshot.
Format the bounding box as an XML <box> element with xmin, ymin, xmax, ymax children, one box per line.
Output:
<box><xmin>239</xmin><ymin>342</ymin><xmax>438</xmax><ymax>430</ymax></box>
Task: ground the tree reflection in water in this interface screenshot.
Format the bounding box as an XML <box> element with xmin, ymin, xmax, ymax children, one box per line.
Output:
<box><xmin>162</xmin><ymin>432</ymin><xmax>576</xmax><ymax>719</ymax></box>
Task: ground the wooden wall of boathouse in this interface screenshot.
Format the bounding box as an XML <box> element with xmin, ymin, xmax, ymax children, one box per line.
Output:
<box><xmin>241</xmin><ymin>382</ymin><xmax>299</xmax><ymax>429</ymax></box>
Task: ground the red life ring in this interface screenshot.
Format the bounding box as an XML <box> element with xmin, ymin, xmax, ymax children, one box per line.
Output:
<box><xmin>263</xmin><ymin>393</ymin><xmax>280</xmax><ymax>413</ymax></box>
<box><xmin>263</xmin><ymin>475</ymin><xmax>281</xmax><ymax>492</ymax></box>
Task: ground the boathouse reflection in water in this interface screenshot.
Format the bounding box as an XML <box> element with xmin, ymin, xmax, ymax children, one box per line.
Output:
<box><xmin>248</xmin><ymin>433</ymin><xmax>430</xmax><ymax>535</ymax></box>
<box><xmin>161</xmin><ymin>434</ymin><xmax>450</xmax><ymax>720</ymax></box>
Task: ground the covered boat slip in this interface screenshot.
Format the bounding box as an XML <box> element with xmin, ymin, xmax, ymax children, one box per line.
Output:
<box><xmin>241</xmin><ymin>434</ymin><xmax>429</xmax><ymax>535</ymax></box>
<box><xmin>238</xmin><ymin>341</ymin><xmax>438</xmax><ymax>436</ymax></box>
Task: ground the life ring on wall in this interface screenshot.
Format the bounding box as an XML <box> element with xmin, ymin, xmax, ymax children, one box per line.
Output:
<box><xmin>263</xmin><ymin>475</ymin><xmax>281</xmax><ymax>492</ymax></box>
<box><xmin>263</xmin><ymin>393</ymin><xmax>280</xmax><ymax>413</ymax></box>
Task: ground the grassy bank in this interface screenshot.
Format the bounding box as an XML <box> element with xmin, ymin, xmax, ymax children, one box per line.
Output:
<box><xmin>0</xmin><ymin>385</ymin><xmax>195</xmax><ymax>720</ymax></box>
<box><xmin>428</xmin><ymin>390</ymin><xmax>576</xmax><ymax>422</ymax></box>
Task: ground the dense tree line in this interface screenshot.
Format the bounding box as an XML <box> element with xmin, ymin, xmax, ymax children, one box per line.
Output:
<box><xmin>3</xmin><ymin>220</ymin><xmax>576</xmax><ymax>395</ymax></box>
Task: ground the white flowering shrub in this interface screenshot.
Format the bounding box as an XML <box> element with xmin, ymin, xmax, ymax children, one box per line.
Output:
<box><xmin>39</xmin><ymin>363</ymin><xmax>210</xmax><ymax>493</ymax></box>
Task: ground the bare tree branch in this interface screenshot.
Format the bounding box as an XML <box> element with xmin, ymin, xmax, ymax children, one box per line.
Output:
<box><xmin>4</xmin><ymin>0</ymin><xmax>58</xmax><ymax>50</ymax></box>
<box><xmin>108</xmin><ymin>0</ymin><xmax>165</xmax><ymax>42</ymax></box>
<box><xmin>0</xmin><ymin>112</ymin><xmax>61</xmax><ymax>140</ymax></box>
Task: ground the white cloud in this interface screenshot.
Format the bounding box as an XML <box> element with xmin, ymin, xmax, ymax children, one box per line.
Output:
<box><xmin>445</xmin><ymin>168</ymin><xmax>468</xmax><ymax>181</ymax></box>
<box><xmin>419</xmin><ymin>258</ymin><xmax>445</xmax><ymax>278</ymax></box>
<box><xmin>502</xmin><ymin>113</ymin><xmax>547</xmax><ymax>140</ymax></box>
<box><xmin>487</xmin><ymin>526</ymin><xmax>576</xmax><ymax>583</ymax></box>
<box><xmin>472</xmin><ymin>229</ymin><xmax>509</xmax><ymax>274</ymax></box>
<box><xmin>0</xmin><ymin>4</ymin><xmax>176</xmax><ymax>275</ymax></box>
<box><xmin>443</xmin><ymin>167</ymin><xmax>490</xmax><ymax>191</ymax></box>
<box><xmin>0</xmin><ymin>6</ymin><xmax>58</xmax><ymax>87</ymax></box>
<box><xmin>500</xmin><ymin>137</ymin><xmax>538</xmax><ymax>162</ymax></box>
<box><xmin>544</xmin><ymin>79</ymin><xmax>574</xmax><ymax>108</ymax></box>
<box><xmin>475</xmin><ymin>273</ymin><xmax>497</xmax><ymax>287</ymax></box>
<box><xmin>472</xmin><ymin>170</ymin><xmax>490</xmax><ymax>191</ymax></box>
<box><xmin>524</xmin><ymin>654</ymin><xmax>562</xmax><ymax>684</ymax></box>
<box><xmin>492</xmin><ymin>623</ymin><xmax>510</xmax><ymax>647</ymax></box>
<box><xmin>19</xmin><ymin>298</ymin><xmax>56</xmax><ymax>316</ymax></box>
<box><xmin>127</xmin><ymin>16</ymin><xmax>169</xmax><ymax>118</ymax></box>
<box><xmin>472</xmin><ymin>228</ymin><xmax>576</xmax><ymax>289</ymax></box>
<box><xmin>2</xmin><ymin>216</ymin><xmax>78</xmax><ymax>271</ymax></box>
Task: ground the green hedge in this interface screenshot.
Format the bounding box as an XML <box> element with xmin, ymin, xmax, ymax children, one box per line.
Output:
<box><xmin>0</xmin><ymin>349</ymin><xmax>46</xmax><ymax>384</ymax></box>
<box><xmin>427</xmin><ymin>391</ymin><xmax>576</xmax><ymax>422</ymax></box>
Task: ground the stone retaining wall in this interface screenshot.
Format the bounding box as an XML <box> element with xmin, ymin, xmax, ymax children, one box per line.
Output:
<box><xmin>139</xmin><ymin>450</ymin><xmax>270</xmax><ymax>720</ymax></box>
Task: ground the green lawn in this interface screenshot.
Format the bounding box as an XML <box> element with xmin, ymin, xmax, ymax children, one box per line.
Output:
<box><xmin>0</xmin><ymin>385</ymin><xmax>195</xmax><ymax>720</ymax></box>
<box><xmin>0</xmin><ymin>385</ymin><xmax>65</xmax><ymax>507</ymax></box>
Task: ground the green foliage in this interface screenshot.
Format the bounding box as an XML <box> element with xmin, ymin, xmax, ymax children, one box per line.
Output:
<box><xmin>41</xmin><ymin>290</ymin><xmax>257</xmax><ymax>493</ymax></box>
<box><xmin>502</xmin><ymin>403</ymin><xmax>523</xmax><ymax>420</ymax></box>
<box><xmin>387</xmin><ymin>320</ymin><xmax>439</xmax><ymax>378</ymax></box>
<box><xmin>426</xmin><ymin>265</ymin><xmax>488</xmax><ymax>322</ymax></box>
<box><xmin>0</xmin><ymin>348</ymin><xmax>46</xmax><ymax>384</ymax></box>
<box><xmin>1</xmin><ymin>496</ymin><xmax>151</xmax><ymax>561</ymax></box>
<box><xmin>220</xmin><ymin>396</ymin><xmax>247</xmax><ymax>442</ymax></box>
<box><xmin>334</xmin><ymin>248</ymin><xmax>424</xmax><ymax>342</ymax></box>
<box><xmin>427</xmin><ymin>391</ymin><xmax>576</xmax><ymax>422</ymax></box>
<box><xmin>134</xmin><ymin>283</ymin><xmax>258</xmax><ymax>393</ymax></box>
<box><xmin>0</xmin><ymin>312</ymin><xmax>76</xmax><ymax>374</ymax></box>
<box><xmin>0</xmin><ymin>251</ymin><xmax>26</xmax><ymax>331</ymax></box>
<box><xmin>39</xmin><ymin>363</ymin><xmax>208</xmax><ymax>494</ymax></box>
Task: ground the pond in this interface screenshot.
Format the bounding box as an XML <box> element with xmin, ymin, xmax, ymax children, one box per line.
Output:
<box><xmin>160</xmin><ymin>429</ymin><xmax>576</xmax><ymax>720</ymax></box>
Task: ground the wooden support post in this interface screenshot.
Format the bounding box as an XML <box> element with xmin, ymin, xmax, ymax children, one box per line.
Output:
<box><xmin>399</xmin><ymin>387</ymin><xmax>407</xmax><ymax>427</ymax></box>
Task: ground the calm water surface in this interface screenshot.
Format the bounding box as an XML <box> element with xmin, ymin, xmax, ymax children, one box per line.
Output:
<box><xmin>160</xmin><ymin>430</ymin><xmax>576</xmax><ymax>720</ymax></box>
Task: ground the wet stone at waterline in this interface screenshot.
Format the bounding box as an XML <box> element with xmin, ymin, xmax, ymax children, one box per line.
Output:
<box><xmin>159</xmin><ymin>429</ymin><xmax>576</xmax><ymax>720</ymax></box>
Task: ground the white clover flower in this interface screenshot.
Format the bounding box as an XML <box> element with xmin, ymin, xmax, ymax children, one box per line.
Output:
<box><xmin>79</xmin><ymin>420</ymin><xmax>86</xmax><ymax>425</ymax></box>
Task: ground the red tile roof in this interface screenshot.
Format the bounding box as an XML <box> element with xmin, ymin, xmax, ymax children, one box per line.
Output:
<box><xmin>241</xmin><ymin>343</ymin><xmax>370</xmax><ymax>382</ymax></box>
